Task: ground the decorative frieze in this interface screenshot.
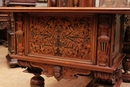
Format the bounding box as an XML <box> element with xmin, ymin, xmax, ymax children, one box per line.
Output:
<box><xmin>30</xmin><ymin>62</ymin><xmax>91</xmax><ymax>81</ymax></box>
<box><xmin>93</xmin><ymin>68</ymin><xmax>122</xmax><ymax>84</ymax></box>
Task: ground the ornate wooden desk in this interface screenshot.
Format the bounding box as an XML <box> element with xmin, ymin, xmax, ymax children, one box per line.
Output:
<box><xmin>0</xmin><ymin>7</ymin><xmax>129</xmax><ymax>87</ymax></box>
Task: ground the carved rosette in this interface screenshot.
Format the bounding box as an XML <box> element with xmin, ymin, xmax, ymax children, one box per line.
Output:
<box><xmin>15</xmin><ymin>13</ymin><xmax>24</xmax><ymax>56</ymax></box>
<box><xmin>98</xmin><ymin>15</ymin><xmax>112</xmax><ymax>67</ymax></box>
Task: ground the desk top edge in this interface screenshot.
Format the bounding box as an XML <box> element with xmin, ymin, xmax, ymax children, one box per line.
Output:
<box><xmin>0</xmin><ymin>7</ymin><xmax>130</xmax><ymax>14</ymax></box>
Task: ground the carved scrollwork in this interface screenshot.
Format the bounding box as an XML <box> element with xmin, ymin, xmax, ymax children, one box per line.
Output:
<box><xmin>18</xmin><ymin>60</ymin><xmax>32</xmax><ymax>68</ymax></box>
<box><xmin>30</xmin><ymin>62</ymin><xmax>90</xmax><ymax>81</ymax></box>
<box><xmin>18</xmin><ymin>60</ymin><xmax>43</xmax><ymax>74</ymax></box>
<box><xmin>30</xmin><ymin>15</ymin><xmax>94</xmax><ymax>60</ymax></box>
<box><xmin>62</xmin><ymin>67</ymin><xmax>90</xmax><ymax>80</ymax></box>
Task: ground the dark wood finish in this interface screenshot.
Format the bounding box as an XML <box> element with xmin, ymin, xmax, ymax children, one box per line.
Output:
<box><xmin>22</xmin><ymin>67</ymin><xmax>45</xmax><ymax>87</ymax></box>
<box><xmin>0</xmin><ymin>13</ymin><xmax>9</xmax><ymax>46</ymax></box>
<box><xmin>4</xmin><ymin>0</ymin><xmax>36</xmax><ymax>6</ymax></box>
<box><xmin>0</xmin><ymin>12</ymin><xmax>17</xmax><ymax>67</ymax></box>
<box><xmin>8</xmin><ymin>0</ymin><xmax>36</xmax><ymax>3</ymax></box>
<box><xmin>0</xmin><ymin>7</ymin><xmax>129</xmax><ymax>87</ymax></box>
<box><xmin>122</xmin><ymin>15</ymin><xmax>130</xmax><ymax>82</ymax></box>
<box><xmin>37</xmin><ymin>0</ymin><xmax>47</xmax><ymax>3</ymax></box>
<box><xmin>30</xmin><ymin>74</ymin><xmax>45</xmax><ymax>87</ymax></box>
<box><xmin>6</xmin><ymin>13</ymin><xmax>18</xmax><ymax>68</ymax></box>
<box><xmin>86</xmin><ymin>78</ymin><xmax>122</xmax><ymax>87</ymax></box>
<box><xmin>79</xmin><ymin>0</ymin><xmax>95</xmax><ymax>7</ymax></box>
<box><xmin>48</xmin><ymin>0</ymin><xmax>95</xmax><ymax>7</ymax></box>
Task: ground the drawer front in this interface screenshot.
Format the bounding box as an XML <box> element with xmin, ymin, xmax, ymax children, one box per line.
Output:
<box><xmin>26</xmin><ymin>13</ymin><xmax>97</xmax><ymax>64</ymax></box>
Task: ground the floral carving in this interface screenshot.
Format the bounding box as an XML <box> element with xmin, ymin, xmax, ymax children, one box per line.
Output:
<box><xmin>30</xmin><ymin>15</ymin><xmax>94</xmax><ymax>60</ymax></box>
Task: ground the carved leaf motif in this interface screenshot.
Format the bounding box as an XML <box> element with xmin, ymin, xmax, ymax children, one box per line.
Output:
<box><xmin>30</xmin><ymin>15</ymin><xmax>94</xmax><ymax>60</ymax></box>
<box><xmin>30</xmin><ymin>62</ymin><xmax>90</xmax><ymax>81</ymax></box>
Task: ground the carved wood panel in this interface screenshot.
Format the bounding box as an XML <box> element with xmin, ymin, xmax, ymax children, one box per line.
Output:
<box><xmin>29</xmin><ymin>14</ymin><xmax>96</xmax><ymax>61</ymax></box>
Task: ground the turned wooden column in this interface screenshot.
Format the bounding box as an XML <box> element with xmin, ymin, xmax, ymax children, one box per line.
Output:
<box><xmin>18</xmin><ymin>60</ymin><xmax>45</xmax><ymax>87</ymax></box>
<box><xmin>30</xmin><ymin>73</ymin><xmax>44</xmax><ymax>87</ymax></box>
<box><xmin>73</xmin><ymin>0</ymin><xmax>79</xmax><ymax>7</ymax></box>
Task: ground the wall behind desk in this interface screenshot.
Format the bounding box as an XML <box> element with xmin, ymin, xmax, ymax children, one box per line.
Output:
<box><xmin>0</xmin><ymin>0</ymin><xmax>2</xmax><ymax>6</ymax></box>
